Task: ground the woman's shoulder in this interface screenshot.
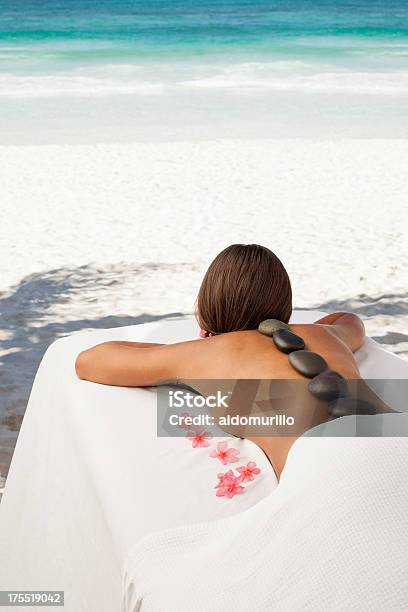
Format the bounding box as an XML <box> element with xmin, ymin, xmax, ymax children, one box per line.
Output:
<box><xmin>210</xmin><ymin>323</ymin><xmax>361</xmax><ymax>379</ymax></box>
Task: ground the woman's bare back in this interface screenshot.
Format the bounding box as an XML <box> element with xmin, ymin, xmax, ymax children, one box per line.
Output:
<box><xmin>172</xmin><ymin>322</ymin><xmax>363</xmax><ymax>478</ymax></box>
<box><xmin>186</xmin><ymin>323</ymin><xmax>361</xmax><ymax>382</ymax></box>
<box><xmin>76</xmin><ymin>312</ymin><xmax>372</xmax><ymax>478</ymax></box>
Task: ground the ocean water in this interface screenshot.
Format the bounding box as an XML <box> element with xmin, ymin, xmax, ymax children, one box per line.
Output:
<box><xmin>1</xmin><ymin>0</ymin><xmax>408</xmax><ymax>141</ymax></box>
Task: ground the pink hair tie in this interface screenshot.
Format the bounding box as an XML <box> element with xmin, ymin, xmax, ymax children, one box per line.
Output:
<box><xmin>199</xmin><ymin>329</ymin><xmax>215</xmax><ymax>338</ymax></box>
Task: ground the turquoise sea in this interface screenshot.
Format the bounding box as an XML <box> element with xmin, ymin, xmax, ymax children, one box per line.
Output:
<box><xmin>1</xmin><ymin>0</ymin><xmax>408</xmax><ymax>141</ymax></box>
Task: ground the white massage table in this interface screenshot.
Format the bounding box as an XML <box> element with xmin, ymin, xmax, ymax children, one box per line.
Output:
<box><xmin>0</xmin><ymin>313</ymin><xmax>407</xmax><ymax>611</ymax></box>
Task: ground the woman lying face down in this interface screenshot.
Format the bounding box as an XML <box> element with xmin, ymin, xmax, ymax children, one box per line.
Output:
<box><xmin>75</xmin><ymin>244</ymin><xmax>390</xmax><ymax>478</ymax></box>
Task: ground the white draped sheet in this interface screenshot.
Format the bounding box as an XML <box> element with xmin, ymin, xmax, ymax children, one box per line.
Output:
<box><xmin>124</xmin><ymin>433</ymin><xmax>408</xmax><ymax>612</ymax></box>
<box><xmin>0</xmin><ymin>313</ymin><xmax>407</xmax><ymax>611</ymax></box>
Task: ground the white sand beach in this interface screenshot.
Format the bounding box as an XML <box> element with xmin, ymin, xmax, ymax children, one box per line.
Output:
<box><xmin>0</xmin><ymin>138</ymin><xmax>408</xmax><ymax>487</ymax></box>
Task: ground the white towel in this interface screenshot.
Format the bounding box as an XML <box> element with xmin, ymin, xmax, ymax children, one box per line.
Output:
<box><xmin>124</xmin><ymin>426</ymin><xmax>408</xmax><ymax>611</ymax></box>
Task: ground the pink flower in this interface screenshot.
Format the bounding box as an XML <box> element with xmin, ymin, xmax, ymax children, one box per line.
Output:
<box><xmin>209</xmin><ymin>441</ymin><xmax>240</xmax><ymax>465</ymax></box>
<box><xmin>199</xmin><ymin>329</ymin><xmax>215</xmax><ymax>338</ymax></box>
<box><xmin>215</xmin><ymin>470</ymin><xmax>245</xmax><ymax>499</ymax></box>
<box><xmin>236</xmin><ymin>461</ymin><xmax>261</xmax><ymax>482</ymax></box>
<box><xmin>187</xmin><ymin>430</ymin><xmax>212</xmax><ymax>448</ymax></box>
<box><xmin>215</xmin><ymin>469</ymin><xmax>236</xmax><ymax>488</ymax></box>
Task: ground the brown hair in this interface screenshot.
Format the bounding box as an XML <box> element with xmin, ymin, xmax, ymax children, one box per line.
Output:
<box><xmin>196</xmin><ymin>244</ymin><xmax>292</xmax><ymax>335</ymax></box>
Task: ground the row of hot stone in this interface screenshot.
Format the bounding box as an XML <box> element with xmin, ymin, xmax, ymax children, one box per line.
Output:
<box><xmin>258</xmin><ymin>319</ymin><xmax>376</xmax><ymax>417</ymax></box>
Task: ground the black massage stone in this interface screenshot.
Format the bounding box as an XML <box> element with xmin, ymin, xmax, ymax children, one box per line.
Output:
<box><xmin>288</xmin><ymin>350</ymin><xmax>328</xmax><ymax>378</ymax></box>
<box><xmin>308</xmin><ymin>370</ymin><xmax>348</xmax><ymax>401</ymax></box>
<box><xmin>258</xmin><ymin>319</ymin><xmax>289</xmax><ymax>337</ymax></box>
<box><xmin>272</xmin><ymin>329</ymin><xmax>305</xmax><ymax>354</ymax></box>
<box><xmin>328</xmin><ymin>398</ymin><xmax>377</xmax><ymax>417</ymax></box>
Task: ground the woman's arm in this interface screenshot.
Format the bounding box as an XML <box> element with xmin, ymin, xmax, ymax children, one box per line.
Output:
<box><xmin>315</xmin><ymin>311</ymin><xmax>366</xmax><ymax>353</ymax></box>
<box><xmin>100</xmin><ymin>341</ymin><xmax>164</xmax><ymax>348</ymax></box>
<box><xmin>75</xmin><ymin>337</ymin><xmax>224</xmax><ymax>387</ymax></box>
<box><xmin>75</xmin><ymin>341</ymin><xmax>168</xmax><ymax>386</ymax></box>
